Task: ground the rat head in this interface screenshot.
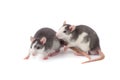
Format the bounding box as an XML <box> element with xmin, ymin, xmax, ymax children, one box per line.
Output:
<box><xmin>30</xmin><ymin>36</ymin><xmax>47</xmax><ymax>54</ymax></box>
<box><xmin>56</xmin><ymin>21</ymin><xmax>76</xmax><ymax>42</ymax></box>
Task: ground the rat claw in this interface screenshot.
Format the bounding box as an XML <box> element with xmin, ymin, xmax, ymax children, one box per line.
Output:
<box><xmin>48</xmin><ymin>50</ymin><xmax>60</xmax><ymax>57</ymax></box>
<box><xmin>48</xmin><ymin>53</ymin><xmax>52</xmax><ymax>57</ymax></box>
<box><xmin>43</xmin><ymin>57</ymin><xmax>48</xmax><ymax>60</ymax></box>
<box><xmin>24</xmin><ymin>56</ymin><xmax>29</xmax><ymax>60</ymax></box>
<box><xmin>32</xmin><ymin>53</ymin><xmax>37</xmax><ymax>56</ymax></box>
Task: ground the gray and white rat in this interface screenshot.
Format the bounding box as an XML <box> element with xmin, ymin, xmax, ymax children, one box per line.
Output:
<box><xmin>24</xmin><ymin>27</ymin><xmax>64</xmax><ymax>60</ymax></box>
<box><xmin>56</xmin><ymin>21</ymin><xmax>105</xmax><ymax>63</ymax></box>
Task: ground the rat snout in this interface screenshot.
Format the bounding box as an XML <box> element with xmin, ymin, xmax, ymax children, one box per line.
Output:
<box><xmin>30</xmin><ymin>49</ymin><xmax>37</xmax><ymax>56</ymax></box>
<box><xmin>56</xmin><ymin>32</ymin><xmax>62</xmax><ymax>37</ymax></box>
<box><xmin>56</xmin><ymin>33</ymin><xmax>62</xmax><ymax>39</ymax></box>
<box><xmin>56</xmin><ymin>33</ymin><xmax>61</xmax><ymax>39</ymax></box>
<box><xmin>32</xmin><ymin>52</ymin><xmax>37</xmax><ymax>56</ymax></box>
<box><xmin>56</xmin><ymin>33</ymin><xmax>59</xmax><ymax>37</ymax></box>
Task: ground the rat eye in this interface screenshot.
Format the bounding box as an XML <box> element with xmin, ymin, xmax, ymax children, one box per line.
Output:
<box><xmin>36</xmin><ymin>46</ymin><xmax>40</xmax><ymax>49</ymax></box>
<box><xmin>63</xmin><ymin>31</ymin><xmax>67</xmax><ymax>33</ymax></box>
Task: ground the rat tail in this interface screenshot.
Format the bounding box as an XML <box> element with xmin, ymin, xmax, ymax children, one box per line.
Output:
<box><xmin>82</xmin><ymin>49</ymin><xmax>105</xmax><ymax>64</ymax></box>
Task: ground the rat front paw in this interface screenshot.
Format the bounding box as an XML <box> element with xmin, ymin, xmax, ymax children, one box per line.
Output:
<box><xmin>43</xmin><ymin>57</ymin><xmax>48</xmax><ymax>60</ymax></box>
<box><xmin>64</xmin><ymin>46</ymin><xmax>68</xmax><ymax>51</ymax></box>
<box><xmin>24</xmin><ymin>56</ymin><xmax>29</xmax><ymax>60</ymax></box>
<box><xmin>32</xmin><ymin>53</ymin><xmax>37</xmax><ymax>56</ymax></box>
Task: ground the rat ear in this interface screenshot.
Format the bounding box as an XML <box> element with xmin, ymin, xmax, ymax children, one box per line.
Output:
<box><xmin>63</xmin><ymin>21</ymin><xmax>66</xmax><ymax>25</ymax></box>
<box><xmin>30</xmin><ymin>36</ymin><xmax>35</xmax><ymax>42</ymax></box>
<box><xmin>40</xmin><ymin>37</ymin><xmax>47</xmax><ymax>45</ymax></box>
<box><xmin>69</xmin><ymin>25</ymin><xmax>76</xmax><ymax>32</ymax></box>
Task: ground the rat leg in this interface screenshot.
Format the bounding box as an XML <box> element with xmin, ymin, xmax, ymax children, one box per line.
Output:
<box><xmin>43</xmin><ymin>56</ymin><xmax>49</xmax><ymax>60</ymax></box>
<box><xmin>48</xmin><ymin>50</ymin><xmax>60</xmax><ymax>57</ymax></box>
<box><xmin>70</xmin><ymin>47</ymin><xmax>91</xmax><ymax>60</ymax></box>
<box><xmin>74</xmin><ymin>52</ymin><xmax>84</xmax><ymax>56</ymax></box>
<box><xmin>43</xmin><ymin>50</ymin><xmax>60</xmax><ymax>59</ymax></box>
<box><xmin>24</xmin><ymin>53</ymin><xmax>30</xmax><ymax>60</ymax></box>
<box><xmin>32</xmin><ymin>52</ymin><xmax>37</xmax><ymax>56</ymax></box>
<box><xmin>43</xmin><ymin>55</ymin><xmax>49</xmax><ymax>60</ymax></box>
<box><xmin>80</xmin><ymin>51</ymin><xmax>91</xmax><ymax>60</ymax></box>
<box><xmin>64</xmin><ymin>46</ymin><xmax>68</xmax><ymax>51</ymax></box>
<box><xmin>42</xmin><ymin>53</ymin><xmax>49</xmax><ymax>60</ymax></box>
<box><xmin>70</xmin><ymin>47</ymin><xmax>84</xmax><ymax>56</ymax></box>
<box><xmin>24</xmin><ymin>49</ymin><xmax>36</xmax><ymax>59</ymax></box>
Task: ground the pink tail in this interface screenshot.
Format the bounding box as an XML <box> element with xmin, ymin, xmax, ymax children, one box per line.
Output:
<box><xmin>82</xmin><ymin>50</ymin><xmax>105</xmax><ymax>64</ymax></box>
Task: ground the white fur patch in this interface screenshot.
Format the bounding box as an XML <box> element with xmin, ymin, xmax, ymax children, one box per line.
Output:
<box><xmin>56</xmin><ymin>26</ymin><xmax>71</xmax><ymax>42</ymax></box>
<box><xmin>52</xmin><ymin>39</ymin><xmax>60</xmax><ymax>50</ymax></box>
<box><xmin>37</xmin><ymin>47</ymin><xmax>45</xmax><ymax>54</ymax></box>
<box><xmin>67</xmin><ymin>32</ymin><xmax>90</xmax><ymax>52</ymax></box>
<box><xmin>30</xmin><ymin>41</ymin><xmax>45</xmax><ymax>54</ymax></box>
<box><xmin>56</xmin><ymin>26</ymin><xmax>65</xmax><ymax>38</ymax></box>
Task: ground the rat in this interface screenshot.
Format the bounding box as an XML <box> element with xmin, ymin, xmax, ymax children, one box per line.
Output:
<box><xmin>56</xmin><ymin>21</ymin><xmax>105</xmax><ymax>64</ymax></box>
<box><xmin>24</xmin><ymin>27</ymin><xmax>64</xmax><ymax>60</ymax></box>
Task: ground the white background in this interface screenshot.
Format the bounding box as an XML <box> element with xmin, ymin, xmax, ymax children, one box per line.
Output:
<box><xmin>0</xmin><ymin>0</ymin><xmax>120</xmax><ymax>80</ymax></box>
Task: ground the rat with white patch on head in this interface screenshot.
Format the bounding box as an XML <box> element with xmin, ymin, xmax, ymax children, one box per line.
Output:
<box><xmin>24</xmin><ymin>27</ymin><xmax>64</xmax><ymax>60</ymax></box>
<box><xmin>56</xmin><ymin>21</ymin><xmax>105</xmax><ymax>64</ymax></box>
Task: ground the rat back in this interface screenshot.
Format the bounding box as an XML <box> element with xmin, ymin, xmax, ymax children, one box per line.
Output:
<box><xmin>34</xmin><ymin>28</ymin><xmax>61</xmax><ymax>52</ymax></box>
<box><xmin>72</xmin><ymin>25</ymin><xmax>100</xmax><ymax>51</ymax></box>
